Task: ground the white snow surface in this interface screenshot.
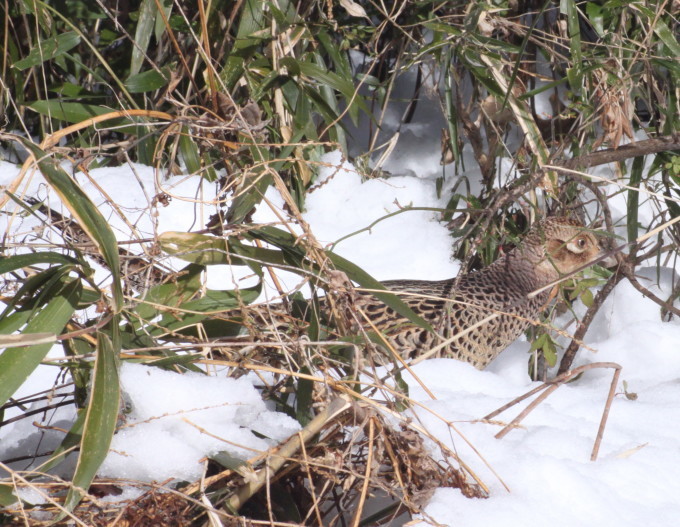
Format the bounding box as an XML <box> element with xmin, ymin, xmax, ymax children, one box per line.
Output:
<box><xmin>99</xmin><ymin>363</ymin><xmax>301</xmax><ymax>483</ymax></box>
<box><xmin>1</xmin><ymin>134</ymin><xmax>680</xmax><ymax>525</ymax></box>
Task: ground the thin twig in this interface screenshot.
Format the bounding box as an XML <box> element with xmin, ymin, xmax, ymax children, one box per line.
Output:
<box><xmin>591</xmin><ymin>366</ymin><xmax>621</xmax><ymax>461</ymax></box>
<box><xmin>558</xmin><ymin>268</ymin><xmax>625</xmax><ymax>373</ymax></box>
<box><xmin>223</xmin><ymin>396</ymin><xmax>351</xmax><ymax>513</ymax></box>
<box><xmin>484</xmin><ymin>362</ymin><xmax>622</xmax><ymax>461</ymax></box>
<box><xmin>351</xmin><ymin>417</ymin><xmax>375</xmax><ymax>527</ymax></box>
<box><xmin>556</xmin><ymin>134</ymin><xmax>680</xmax><ymax>170</ymax></box>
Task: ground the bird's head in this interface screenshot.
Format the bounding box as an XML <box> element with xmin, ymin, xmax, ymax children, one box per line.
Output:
<box><xmin>522</xmin><ymin>217</ymin><xmax>605</xmax><ymax>281</ymax></box>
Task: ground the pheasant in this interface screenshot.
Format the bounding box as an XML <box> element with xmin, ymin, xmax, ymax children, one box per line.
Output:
<box><xmin>314</xmin><ymin>216</ymin><xmax>605</xmax><ymax>369</ymax></box>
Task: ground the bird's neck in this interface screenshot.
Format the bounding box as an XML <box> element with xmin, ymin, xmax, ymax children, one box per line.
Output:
<box><xmin>490</xmin><ymin>245</ymin><xmax>557</xmax><ymax>295</ymax></box>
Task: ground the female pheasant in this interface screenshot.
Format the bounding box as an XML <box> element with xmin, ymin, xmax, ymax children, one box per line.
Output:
<box><xmin>339</xmin><ymin>217</ymin><xmax>604</xmax><ymax>369</ymax></box>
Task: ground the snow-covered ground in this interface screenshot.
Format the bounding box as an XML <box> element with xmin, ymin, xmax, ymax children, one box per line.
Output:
<box><xmin>1</xmin><ymin>96</ymin><xmax>679</xmax><ymax>525</ymax></box>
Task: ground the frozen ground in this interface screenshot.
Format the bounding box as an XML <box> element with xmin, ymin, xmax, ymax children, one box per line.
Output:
<box><xmin>1</xmin><ymin>122</ymin><xmax>679</xmax><ymax>524</ymax></box>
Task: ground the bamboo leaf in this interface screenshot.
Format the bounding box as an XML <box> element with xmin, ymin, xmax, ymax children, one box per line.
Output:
<box><xmin>13</xmin><ymin>31</ymin><xmax>80</xmax><ymax>70</ymax></box>
<box><xmin>18</xmin><ymin>140</ymin><xmax>123</xmax><ymax>312</ymax></box>
<box><xmin>135</xmin><ymin>263</ymin><xmax>203</xmax><ymax>320</ymax></box>
<box><xmin>159</xmin><ymin>231</ymin><xmax>285</xmax><ymax>268</ymax></box>
<box><xmin>627</xmin><ymin>156</ymin><xmax>644</xmax><ymax>244</ymax></box>
<box><xmin>221</xmin><ymin>0</ymin><xmax>268</xmax><ymax>91</ymax></box>
<box><xmin>28</xmin><ymin>101</ymin><xmax>111</xmax><ymax>123</ymax></box>
<box><xmin>0</xmin><ymin>484</ymin><xmax>17</xmax><ymax>507</ymax></box>
<box><xmin>62</xmin><ymin>330</ymin><xmax>120</xmax><ymax>514</ymax></box>
<box><xmin>0</xmin><ymin>251</ymin><xmax>80</xmax><ymax>274</ymax></box>
<box><xmin>561</xmin><ymin>0</ymin><xmax>583</xmax><ymax>88</ymax></box>
<box><xmin>26</xmin><ymin>101</ymin><xmax>147</xmax><ymax>135</ymax></box>
<box><xmin>0</xmin><ymin>280</ymin><xmax>81</xmax><ymax>407</ymax></box>
<box><xmin>125</xmin><ymin>67</ymin><xmax>171</xmax><ymax>93</ymax></box>
<box><xmin>130</xmin><ymin>0</ymin><xmax>157</xmax><ymax>76</ymax></box>
<box><xmin>151</xmin><ymin>285</ymin><xmax>261</xmax><ymax>337</ymax></box>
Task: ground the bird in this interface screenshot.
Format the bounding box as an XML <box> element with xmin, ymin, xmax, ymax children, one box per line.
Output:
<box><xmin>327</xmin><ymin>216</ymin><xmax>605</xmax><ymax>369</ymax></box>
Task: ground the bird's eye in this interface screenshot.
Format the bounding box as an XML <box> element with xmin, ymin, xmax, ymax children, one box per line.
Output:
<box><xmin>567</xmin><ymin>237</ymin><xmax>589</xmax><ymax>253</ymax></box>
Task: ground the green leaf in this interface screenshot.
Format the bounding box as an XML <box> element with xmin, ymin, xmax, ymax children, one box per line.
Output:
<box><xmin>27</xmin><ymin>101</ymin><xmax>111</xmax><ymax>123</ymax></box>
<box><xmin>125</xmin><ymin>67</ymin><xmax>171</xmax><ymax>93</ymax></box>
<box><xmin>0</xmin><ymin>251</ymin><xmax>80</xmax><ymax>274</ymax></box>
<box><xmin>135</xmin><ymin>263</ymin><xmax>203</xmax><ymax>320</ymax></box>
<box><xmin>561</xmin><ymin>0</ymin><xmax>583</xmax><ymax>88</ymax></box>
<box><xmin>585</xmin><ymin>2</ymin><xmax>604</xmax><ymax>37</ymax></box>
<box><xmin>154</xmin><ymin>0</ymin><xmax>173</xmax><ymax>42</ymax></box>
<box><xmin>62</xmin><ymin>330</ymin><xmax>120</xmax><ymax>514</ymax></box>
<box><xmin>296</xmin><ymin>367</ymin><xmax>314</xmax><ymax>426</ymax></box>
<box><xmin>179</xmin><ymin>126</ymin><xmax>202</xmax><ymax>176</ymax></box>
<box><xmin>543</xmin><ymin>338</ymin><xmax>558</xmax><ymax>367</ymax></box>
<box><xmin>159</xmin><ymin>231</ymin><xmax>284</xmax><ymax>269</ymax></box>
<box><xmin>0</xmin><ymin>280</ymin><xmax>81</xmax><ymax>408</ymax></box>
<box><xmin>326</xmin><ymin>251</ymin><xmax>433</xmax><ymax>332</ymax></box>
<box><xmin>26</xmin><ymin>101</ymin><xmax>146</xmax><ymax>135</ymax></box>
<box><xmin>580</xmin><ymin>288</ymin><xmax>594</xmax><ymax>308</ymax></box>
<box><xmin>649</xmin><ymin>14</ymin><xmax>680</xmax><ymax>57</ymax></box>
<box><xmin>627</xmin><ymin>156</ymin><xmax>644</xmax><ymax>244</ymax></box>
<box><xmin>280</xmin><ymin>57</ymin><xmax>370</xmax><ymax>117</ymax></box>
<box><xmin>221</xmin><ymin>0</ymin><xmax>268</xmax><ymax>91</ymax></box>
<box><xmin>18</xmin><ymin>140</ymin><xmax>123</xmax><ymax>312</ymax></box>
<box><xmin>130</xmin><ymin>0</ymin><xmax>157</xmax><ymax>76</ymax></box>
<box><xmin>0</xmin><ymin>484</ymin><xmax>16</xmax><ymax>507</ymax></box>
<box><xmin>13</xmin><ymin>31</ymin><xmax>81</xmax><ymax>70</ymax></box>
<box><xmin>152</xmin><ymin>285</ymin><xmax>261</xmax><ymax>336</ymax></box>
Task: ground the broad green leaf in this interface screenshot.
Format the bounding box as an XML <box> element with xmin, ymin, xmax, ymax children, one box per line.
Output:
<box><xmin>221</xmin><ymin>0</ymin><xmax>268</xmax><ymax>91</ymax></box>
<box><xmin>0</xmin><ymin>333</ymin><xmax>56</xmax><ymax>347</ymax></box>
<box><xmin>0</xmin><ymin>280</ymin><xmax>81</xmax><ymax>407</ymax></box>
<box><xmin>0</xmin><ymin>252</ymin><xmax>80</xmax><ymax>274</ymax></box>
<box><xmin>19</xmin><ymin>140</ymin><xmax>123</xmax><ymax>312</ymax></box>
<box><xmin>130</xmin><ymin>0</ymin><xmax>157</xmax><ymax>76</ymax></box>
<box><xmin>173</xmin><ymin>287</ymin><xmax>261</xmax><ymax>313</ymax></box>
<box><xmin>125</xmin><ymin>67</ymin><xmax>171</xmax><ymax>93</ymax></box>
<box><xmin>154</xmin><ymin>0</ymin><xmax>173</xmax><ymax>42</ymax></box>
<box><xmin>159</xmin><ymin>232</ymin><xmax>241</xmax><ymax>265</ymax></box>
<box><xmin>152</xmin><ymin>285</ymin><xmax>261</xmax><ymax>336</ymax></box>
<box><xmin>561</xmin><ymin>0</ymin><xmax>583</xmax><ymax>88</ymax></box>
<box><xmin>62</xmin><ymin>330</ymin><xmax>120</xmax><ymax>514</ymax></box>
<box><xmin>585</xmin><ymin>2</ymin><xmax>604</xmax><ymax>37</ymax></box>
<box><xmin>0</xmin><ymin>310</ymin><xmax>33</xmax><ymax>336</ymax></box>
<box><xmin>27</xmin><ymin>101</ymin><xmax>143</xmax><ymax>135</ymax></box>
<box><xmin>159</xmin><ymin>231</ymin><xmax>284</xmax><ymax>268</ymax></box>
<box><xmin>135</xmin><ymin>263</ymin><xmax>203</xmax><ymax>321</ymax></box>
<box><xmin>654</xmin><ymin>18</ymin><xmax>680</xmax><ymax>56</ymax></box>
<box><xmin>13</xmin><ymin>31</ymin><xmax>80</xmax><ymax>70</ymax></box>
<box><xmin>28</xmin><ymin>101</ymin><xmax>110</xmax><ymax>123</ymax></box>
<box><xmin>179</xmin><ymin>127</ymin><xmax>202</xmax><ymax>177</ymax></box>
<box><xmin>296</xmin><ymin>366</ymin><xmax>314</xmax><ymax>425</ymax></box>
<box><xmin>580</xmin><ymin>288</ymin><xmax>594</xmax><ymax>308</ymax></box>
<box><xmin>0</xmin><ymin>484</ymin><xmax>16</xmax><ymax>507</ymax></box>
<box><xmin>280</xmin><ymin>57</ymin><xmax>370</xmax><ymax>117</ymax></box>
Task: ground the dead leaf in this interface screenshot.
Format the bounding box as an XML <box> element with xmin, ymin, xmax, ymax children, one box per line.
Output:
<box><xmin>340</xmin><ymin>0</ymin><xmax>370</xmax><ymax>20</ymax></box>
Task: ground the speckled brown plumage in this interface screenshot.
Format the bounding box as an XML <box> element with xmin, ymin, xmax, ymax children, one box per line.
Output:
<box><xmin>345</xmin><ymin>217</ymin><xmax>604</xmax><ymax>369</ymax></box>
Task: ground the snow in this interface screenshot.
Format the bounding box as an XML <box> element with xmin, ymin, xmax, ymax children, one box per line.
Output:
<box><xmin>99</xmin><ymin>363</ymin><xmax>300</xmax><ymax>483</ymax></box>
<box><xmin>1</xmin><ymin>107</ymin><xmax>680</xmax><ymax>524</ymax></box>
